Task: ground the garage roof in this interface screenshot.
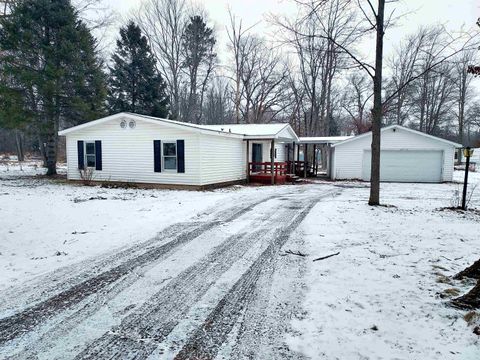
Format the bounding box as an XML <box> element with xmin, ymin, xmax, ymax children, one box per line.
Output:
<box><xmin>299</xmin><ymin>136</ymin><xmax>353</xmax><ymax>144</ymax></box>
<box><xmin>331</xmin><ymin>125</ymin><xmax>463</xmax><ymax>148</ymax></box>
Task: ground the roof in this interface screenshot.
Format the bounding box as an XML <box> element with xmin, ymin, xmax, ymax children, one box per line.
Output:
<box><xmin>299</xmin><ymin>136</ymin><xmax>353</xmax><ymax>144</ymax></box>
<box><xmin>58</xmin><ymin>113</ymin><xmax>298</xmax><ymax>141</ymax></box>
<box><xmin>200</xmin><ymin>123</ymin><xmax>298</xmax><ymax>141</ymax></box>
<box><xmin>331</xmin><ymin>125</ymin><xmax>462</xmax><ymax>148</ymax></box>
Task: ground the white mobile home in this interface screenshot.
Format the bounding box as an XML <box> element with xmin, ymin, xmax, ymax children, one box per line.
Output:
<box><xmin>329</xmin><ymin>125</ymin><xmax>461</xmax><ymax>182</ymax></box>
<box><xmin>58</xmin><ymin>113</ymin><xmax>299</xmax><ymax>187</ymax></box>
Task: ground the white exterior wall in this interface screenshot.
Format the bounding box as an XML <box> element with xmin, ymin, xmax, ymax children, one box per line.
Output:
<box><xmin>248</xmin><ymin>141</ymin><xmax>287</xmax><ymax>162</ymax></box>
<box><xmin>66</xmin><ymin>117</ymin><xmax>202</xmax><ymax>186</ymax></box>
<box><xmin>331</xmin><ymin>127</ymin><xmax>455</xmax><ymax>182</ymax></box>
<box><xmin>199</xmin><ymin>134</ymin><xmax>246</xmax><ymax>186</ymax></box>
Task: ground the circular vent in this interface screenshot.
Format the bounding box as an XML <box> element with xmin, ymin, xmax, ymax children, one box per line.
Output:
<box><xmin>120</xmin><ymin>120</ymin><xmax>127</xmax><ymax>129</ymax></box>
<box><xmin>129</xmin><ymin>120</ymin><xmax>136</xmax><ymax>129</ymax></box>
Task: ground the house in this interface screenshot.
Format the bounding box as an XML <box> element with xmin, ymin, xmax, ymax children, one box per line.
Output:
<box><xmin>59</xmin><ymin>114</ymin><xmax>460</xmax><ymax>186</ymax></box>
<box><xmin>329</xmin><ymin>125</ymin><xmax>462</xmax><ymax>182</ymax></box>
<box><xmin>58</xmin><ymin>112</ymin><xmax>299</xmax><ymax>187</ymax></box>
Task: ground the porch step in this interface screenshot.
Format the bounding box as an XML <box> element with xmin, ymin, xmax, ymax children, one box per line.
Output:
<box><xmin>286</xmin><ymin>174</ymin><xmax>302</xmax><ymax>183</ymax></box>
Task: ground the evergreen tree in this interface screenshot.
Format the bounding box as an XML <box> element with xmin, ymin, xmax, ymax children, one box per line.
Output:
<box><xmin>0</xmin><ymin>0</ymin><xmax>107</xmax><ymax>175</ymax></box>
<box><xmin>107</xmin><ymin>21</ymin><xmax>169</xmax><ymax>117</ymax></box>
<box><xmin>182</xmin><ymin>15</ymin><xmax>216</xmax><ymax>123</ymax></box>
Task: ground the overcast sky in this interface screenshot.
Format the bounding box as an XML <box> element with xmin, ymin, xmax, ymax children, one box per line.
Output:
<box><xmin>99</xmin><ymin>0</ymin><xmax>479</xmax><ymax>65</ymax></box>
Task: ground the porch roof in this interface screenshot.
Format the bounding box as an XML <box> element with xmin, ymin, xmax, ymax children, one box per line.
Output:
<box><xmin>298</xmin><ymin>136</ymin><xmax>353</xmax><ymax>145</ymax></box>
<box><xmin>201</xmin><ymin>123</ymin><xmax>299</xmax><ymax>142</ymax></box>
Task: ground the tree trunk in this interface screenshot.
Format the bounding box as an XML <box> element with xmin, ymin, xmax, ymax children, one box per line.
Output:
<box><xmin>45</xmin><ymin>130</ymin><xmax>57</xmax><ymax>176</ymax></box>
<box><xmin>15</xmin><ymin>130</ymin><xmax>25</xmax><ymax>162</ymax></box>
<box><xmin>451</xmin><ymin>280</ymin><xmax>480</xmax><ymax>310</ymax></box>
<box><xmin>454</xmin><ymin>259</ymin><xmax>480</xmax><ymax>280</ymax></box>
<box><xmin>369</xmin><ymin>0</ymin><xmax>385</xmax><ymax>206</ymax></box>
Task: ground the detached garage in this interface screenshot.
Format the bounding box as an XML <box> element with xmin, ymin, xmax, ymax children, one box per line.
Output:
<box><xmin>330</xmin><ymin>125</ymin><xmax>461</xmax><ymax>183</ymax></box>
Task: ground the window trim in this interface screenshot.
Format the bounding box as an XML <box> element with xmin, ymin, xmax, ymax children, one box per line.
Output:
<box><xmin>162</xmin><ymin>141</ymin><xmax>177</xmax><ymax>172</ymax></box>
<box><xmin>84</xmin><ymin>141</ymin><xmax>96</xmax><ymax>168</ymax></box>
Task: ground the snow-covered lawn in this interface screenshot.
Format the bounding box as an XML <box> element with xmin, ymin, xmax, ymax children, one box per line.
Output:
<box><xmin>292</xmin><ymin>175</ymin><xmax>480</xmax><ymax>359</ymax></box>
<box><xmin>1</xmin><ymin>160</ymin><xmax>479</xmax><ymax>359</ymax></box>
<box><xmin>0</xmin><ymin>161</ymin><xmax>283</xmax><ymax>290</ymax></box>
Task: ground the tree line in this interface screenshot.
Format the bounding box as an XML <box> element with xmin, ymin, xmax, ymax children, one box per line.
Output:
<box><xmin>0</xmin><ymin>0</ymin><xmax>479</xmax><ymax>180</ymax></box>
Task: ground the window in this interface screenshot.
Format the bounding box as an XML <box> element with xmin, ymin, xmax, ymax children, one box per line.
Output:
<box><xmin>163</xmin><ymin>142</ymin><xmax>177</xmax><ymax>170</ymax></box>
<box><xmin>85</xmin><ymin>142</ymin><xmax>96</xmax><ymax>167</ymax></box>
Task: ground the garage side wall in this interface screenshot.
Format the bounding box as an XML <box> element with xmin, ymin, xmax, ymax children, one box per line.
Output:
<box><xmin>65</xmin><ymin>117</ymin><xmax>202</xmax><ymax>185</ymax></box>
<box><xmin>332</xmin><ymin>128</ymin><xmax>455</xmax><ymax>182</ymax></box>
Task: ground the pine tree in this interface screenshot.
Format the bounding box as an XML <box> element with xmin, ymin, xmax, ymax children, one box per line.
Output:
<box><xmin>182</xmin><ymin>15</ymin><xmax>216</xmax><ymax>123</ymax></box>
<box><xmin>107</xmin><ymin>21</ymin><xmax>169</xmax><ymax>117</ymax></box>
<box><xmin>0</xmin><ymin>0</ymin><xmax>107</xmax><ymax>175</ymax></box>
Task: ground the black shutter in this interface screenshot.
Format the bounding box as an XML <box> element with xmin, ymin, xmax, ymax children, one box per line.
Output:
<box><xmin>177</xmin><ymin>140</ymin><xmax>185</xmax><ymax>173</ymax></box>
<box><xmin>154</xmin><ymin>140</ymin><xmax>162</xmax><ymax>172</ymax></box>
<box><xmin>77</xmin><ymin>141</ymin><xmax>84</xmax><ymax>170</ymax></box>
<box><xmin>95</xmin><ymin>140</ymin><xmax>102</xmax><ymax>171</ymax></box>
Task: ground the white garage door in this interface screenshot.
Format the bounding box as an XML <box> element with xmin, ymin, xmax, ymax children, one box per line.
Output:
<box><xmin>362</xmin><ymin>150</ymin><xmax>443</xmax><ymax>183</ymax></box>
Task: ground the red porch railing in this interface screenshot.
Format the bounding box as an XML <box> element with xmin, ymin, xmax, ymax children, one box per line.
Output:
<box><xmin>248</xmin><ymin>162</ymin><xmax>288</xmax><ymax>184</ymax></box>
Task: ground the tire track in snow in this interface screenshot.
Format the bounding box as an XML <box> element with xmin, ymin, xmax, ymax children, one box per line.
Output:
<box><xmin>0</xmin><ymin>194</ymin><xmax>281</xmax><ymax>346</ymax></box>
<box><xmin>75</xmin><ymin>191</ymin><xmax>336</xmax><ymax>360</ymax></box>
<box><xmin>173</xmin><ymin>194</ymin><xmax>331</xmax><ymax>360</ymax></box>
<box><xmin>71</xmin><ymin>198</ymin><xmax>309</xmax><ymax>359</ymax></box>
<box><xmin>227</xmin><ymin>227</ymin><xmax>309</xmax><ymax>359</ymax></box>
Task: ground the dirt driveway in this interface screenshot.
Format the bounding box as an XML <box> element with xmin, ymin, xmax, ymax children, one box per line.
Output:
<box><xmin>0</xmin><ymin>185</ymin><xmax>340</xmax><ymax>359</ymax></box>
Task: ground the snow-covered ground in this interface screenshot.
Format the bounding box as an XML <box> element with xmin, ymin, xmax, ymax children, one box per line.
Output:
<box><xmin>291</xmin><ymin>176</ymin><xmax>480</xmax><ymax>359</ymax></box>
<box><xmin>0</xmin><ymin>160</ymin><xmax>479</xmax><ymax>359</ymax></box>
<box><xmin>0</xmin><ymin>161</ymin><xmax>283</xmax><ymax>289</ymax></box>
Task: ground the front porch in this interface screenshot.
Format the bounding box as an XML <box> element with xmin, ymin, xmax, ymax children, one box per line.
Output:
<box><xmin>244</xmin><ymin>134</ymin><xmax>352</xmax><ymax>185</ymax></box>
<box><xmin>248</xmin><ymin>162</ymin><xmax>292</xmax><ymax>185</ymax></box>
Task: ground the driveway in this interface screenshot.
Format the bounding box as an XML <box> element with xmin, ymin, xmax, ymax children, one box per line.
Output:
<box><xmin>0</xmin><ymin>185</ymin><xmax>340</xmax><ymax>359</ymax></box>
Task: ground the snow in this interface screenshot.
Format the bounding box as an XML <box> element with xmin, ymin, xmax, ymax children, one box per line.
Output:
<box><xmin>289</xmin><ymin>174</ymin><xmax>480</xmax><ymax>360</ymax></box>
<box><xmin>0</xmin><ymin>161</ymin><xmax>283</xmax><ymax>290</ymax></box>
<box><xmin>1</xmin><ymin>160</ymin><xmax>479</xmax><ymax>358</ymax></box>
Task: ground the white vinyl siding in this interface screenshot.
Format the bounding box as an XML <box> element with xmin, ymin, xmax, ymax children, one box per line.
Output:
<box><xmin>63</xmin><ymin>114</ymin><xmax>298</xmax><ymax>187</ymax></box>
<box><xmin>247</xmin><ymin>141</ymin><xmax>287</xmax><ymax>163</ymax></box>
<box><xmin>199</xmin><ymin>133</ymin><xmax>246</xmax><ymax>186</ymax></box>
<box><xmin>331</xmin><ymin>127</ymin><xmax>456</xmax><ymax>182</ymax></box>
<box><xmin>66</xmin><ymin>117</ymin><xmax>202</xmax><ymax>185</ymax></box>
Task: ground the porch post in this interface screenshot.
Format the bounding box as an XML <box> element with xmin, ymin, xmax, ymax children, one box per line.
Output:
<box><xmin>246</xmin><ymin>139</ymin><xmax>250</xmax><ymax>183</ymax></box>
<box><xmin>291</xmin><ymin>141</ymin><xmax>295</xmax><ymax>174</ymax></box>
<box><xmin>271</xmin><ymin>139</ymin><xmax>275</xmax><ymax>185</ymax></box>
<box><xmin>313</xmin><ymin>144</ymin><xmax>317</xmax><ymax>176</ymax></box>
<box><xmin>304</xmin><ymin>143</ymin><xmax>308</xmax><ymax>178</ymax></box>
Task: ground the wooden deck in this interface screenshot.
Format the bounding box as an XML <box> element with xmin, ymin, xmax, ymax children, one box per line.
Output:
<box><xmin>248</xmin><ymin>162</ymin><xmax>288</xmax><ymax>185</ymax></box>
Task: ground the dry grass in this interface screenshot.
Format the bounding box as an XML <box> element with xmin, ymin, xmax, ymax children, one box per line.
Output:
<box><xmin>464</xmin><ymin>311</ymin><xmax>479</xmax><ymax>326</ymax></box>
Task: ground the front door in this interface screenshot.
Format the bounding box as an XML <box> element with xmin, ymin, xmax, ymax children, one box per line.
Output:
<box><xmin>252</xmin><ymin>143</ymin><xmax>263</xmax><ymax>172</ymax></box>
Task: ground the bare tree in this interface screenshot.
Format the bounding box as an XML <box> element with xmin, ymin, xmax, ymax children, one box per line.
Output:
<box><xmin>226</xmin><ymin>10</ymin><xmax>257</xmax><ymax>124</ymax></box>
<box><xmin>407</xmin><ymin>27</ymin><xmax>458</xmax><ymax>135</ymax></box>
<box><xmin>342</xmin><ymin>73</ymin><xmax>373</xmax><ymax>133</ymax></box>
<box><xmin>385</xmin><ymin>29</ymin><xmax>430</xmax><ymax>126</ymax></box>
<box><xmin>237</xmin><ymin>36</ymin><xmax>289</xmax><ymax>123</ymax></box>
<box><xmin>452</xmin><ymin>49</ymin><xmax>477</xmax><ymax>147</ymax></box>
<box><xmin>289</xmin><ymin>0</ymin><xmax>477</xmax><ymax>205</ymax></box>
<box><xmin>138</xmin><ymin>0</ymin><xmax>187</xmax><ymax>119</ymax></box>
<box><xmin>226</xmin><ymin>14</ymin><xmax>289</xmax><ymax>124</ymax></box>
<box><xmin>203</xmin><ymin>76</ymin><xmax>233</xmax><ymax>125</ymax></box>
<box><xmin>273</xmin><ymin>0</ymin><xmax>357</xmax><ymax>137</ymax></box>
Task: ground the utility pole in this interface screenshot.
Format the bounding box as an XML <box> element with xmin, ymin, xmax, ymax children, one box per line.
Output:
<box><xmin>462</xmin><ymin>147</ymin><xmax>474</xmax><ymax>210</ymax></box>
